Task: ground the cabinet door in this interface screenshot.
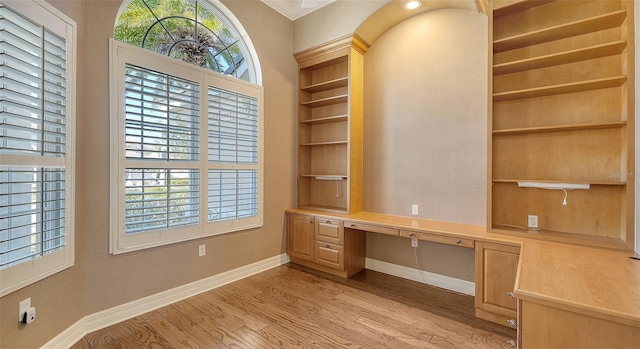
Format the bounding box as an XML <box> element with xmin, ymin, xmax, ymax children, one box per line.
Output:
<box><xmin>287</xmin><ymin>214</ymin><xmax>315</xmax><ymax>262</ymax></box>
<box><xmin>475</xmin><ymin>241</ymin><xmax>520</xmax><ymax>326</ymax></box>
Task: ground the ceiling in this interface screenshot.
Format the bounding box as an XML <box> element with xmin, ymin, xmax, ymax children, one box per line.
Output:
<box><xmin>260</xmin><ymin>0</ymin><xmax>337</xmax><ymax>20</ymax></box>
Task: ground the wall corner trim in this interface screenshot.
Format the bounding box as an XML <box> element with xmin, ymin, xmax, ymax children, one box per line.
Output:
<box><xmin>365</xmin><ymin>258</ymin><xmax>475</xmax><ymax>296</ymax></box>
<box><xmin>41</xmin><ymin>253</ymin><xmax>291</xmax><ymax>349</ymax></box>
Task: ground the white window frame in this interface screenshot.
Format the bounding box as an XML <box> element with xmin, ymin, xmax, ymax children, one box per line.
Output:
<box><xmin>109</xmin><ymin>40</ymin><xmax>263</xmax><ymax>254</ymax></box>
<box><xmin>0</xmin><ymin>0</ymin><xmax>76</xmax><ymax>297</ymax></box>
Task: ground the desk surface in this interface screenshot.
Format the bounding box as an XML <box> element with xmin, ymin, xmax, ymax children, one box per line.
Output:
<box><xmin>286</xmin><ymin>208</ymin><xmax>640</xmax><ymax>327</ymax></box>
<box><xmin>516</xmin><ymin>240</ymin><xmax>640</xmax><ymax>327</ymax></box>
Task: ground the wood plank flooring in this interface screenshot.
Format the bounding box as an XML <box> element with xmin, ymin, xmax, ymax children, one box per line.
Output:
<box><xmin>71</xmin><ymin>264</ymin><xmax>515</xmax><ymax>349</ymax></box>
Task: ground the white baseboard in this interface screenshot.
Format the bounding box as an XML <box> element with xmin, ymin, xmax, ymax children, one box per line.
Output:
<box><xmin>42</xmin><ymin>253</ymin><xmax>290</xmax><ymax>349</ymax></box>
<box><xmin>365</xmin><ymin>258</ymin><xmax>475</xmax><ymax>296</ymax></box>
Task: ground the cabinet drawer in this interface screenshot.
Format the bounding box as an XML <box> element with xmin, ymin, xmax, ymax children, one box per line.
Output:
<box><xmin>315</xmin><ymin>219</ymin><xmax>344</xmax><ymax>244</ymax></box>
<box><xmin>315</xmin><ymin>241</ymin><xmax>344</xmax><ymax>270</ymax></box>
<box><xmin>400</xmin><ymin>230</ymin><xmax>474</xmax><ymax>248</ymax></box>
<box><xmin>344</xmin><ymin>221</ymin><xmax>399</xmax><ymax>236</ymax></box>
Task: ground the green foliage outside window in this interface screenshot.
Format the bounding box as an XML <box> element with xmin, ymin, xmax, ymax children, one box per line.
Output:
<box><xmin>114</xmin><ymin>0</ymin><xmax>244</xmax><ymax>76</ymax></box>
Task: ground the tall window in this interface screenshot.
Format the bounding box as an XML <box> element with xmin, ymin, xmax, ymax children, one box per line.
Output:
<box><xmin>0</xmin><ymin>0</ymin><xmax>76</xmax><ymax>296</ymax></box>
<box><xmin>110</xmin><ymin>1</ymin><xmax>262</xmax><ymax>253</ymax></box>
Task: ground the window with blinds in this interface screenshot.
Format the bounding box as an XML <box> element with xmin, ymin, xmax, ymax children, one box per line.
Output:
<box><xmin>125</xmin><ymin>168</ymin><xmax>199</xmax><ymax>233</ymax></box>
<box><xmin>110</xmin><ymin>40</ymin><xmax>262</xmax><ymax>254</ymax></box>
<box><xmin>125</xmin><ymin>65</ymin><xmax>200</xmax><ymax>161</ymax></box>
<box><xmin>0</xmin><ymin>0</ymin><xmax>75</xmax><ymax>296</ymax></box>
<box><xmin>207</xmin><ymin>87</ymin><xmax>258</xmax><ymax>222</ymax></box>
<box><xmin>0</xmin><ymin>4</ymin><xmax>69</xmax><ymax>268</ymax></box>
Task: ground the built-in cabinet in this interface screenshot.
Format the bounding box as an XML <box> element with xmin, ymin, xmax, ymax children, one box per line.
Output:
<box><xmin>518</xmin><ymin>300</ymin><xmax>640</xmax><ymax>349</ymax></box>
<box><xmin>286</xmin><ymin>212</ymin><xmax>366</xmax><ymax>278</ymax></box>
<box><xmin>475</xmin><ymin>241</ymin><xmax>520</xmax><ymax>330</ymax></box>
<box><xmin>286</xmin><ymin>213</ymin><xmax>316</xmax><ymax>262</ymax></box>
<box><xmin>294</xmin><ymin>35</ymin><xmax>367</xmax><ymax>214</ymax></box>
<box><xmin>489</xmin><ymin>0</ymin><xmax>635</xmax><ymax>249</ymax></box>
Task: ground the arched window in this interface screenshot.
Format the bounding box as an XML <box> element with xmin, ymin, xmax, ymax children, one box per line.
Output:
<box><xmin>114</xmin><ymin>0</ymin><xmax>258</xmax><ymax>83</ymax></box>
<box><xmin>109</xmin><ymin>0</ymin><xmax>263</xmax><ymax>254</ymax></box>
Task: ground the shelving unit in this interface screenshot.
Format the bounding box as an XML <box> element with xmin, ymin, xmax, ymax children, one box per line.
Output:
<box><xmin>294</xmin><ymin>36</ymin><xmax>367</xmax><ymax>213</ymax></box>
<box><xmin>489</xmin><ymin>0</ymin><xmax>635</xmax><ymax>249</ymax></box>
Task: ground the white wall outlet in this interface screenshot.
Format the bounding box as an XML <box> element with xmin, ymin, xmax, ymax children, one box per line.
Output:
<box><xmin>411</xmin><ymin>204</ymin><xmax>419</xmax><ymax>215</ymax></box>
<box><xmin>18</xmin><ymin>298</ymin><xmax>31</xmax><ymax>322</ymax></box>
<box><xmin>198</xmin><ymin>244</ymin><xmax>206</xmax><ymax>257</ymax></box>
<box><xmin>528</xmin><ymin>215</ymin><xmax>539</xmax><ymax>229</ymax></box>
<box><xmin>411</xmin><ymin>237</ymin><xmax>418</xmax><ymax>248</ymax></box>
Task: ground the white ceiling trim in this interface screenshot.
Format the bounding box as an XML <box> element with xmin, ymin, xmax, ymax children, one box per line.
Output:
<box><xmin>261</xmin><ymin>0</ymin><xmax>337</xmax><ymax>21</ymax></box>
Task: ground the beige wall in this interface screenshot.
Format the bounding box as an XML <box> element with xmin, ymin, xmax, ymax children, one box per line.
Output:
<box><xmin>362</xmin><ymin>9</ymin><xmax>488</xmax><ymax>280</ymax></box>
<box><xmin>0</xmin><ymin>0</ymin><xmax>297</xmax><ymax>347</ymax></box>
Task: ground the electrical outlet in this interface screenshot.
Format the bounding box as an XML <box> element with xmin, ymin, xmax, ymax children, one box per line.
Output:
<box><xmin>527</xmin><ymin>215</ymin><xmax>539</xmax><ymax>229</ymax></box>
<box><xmin>411</xmin><ymin>204</ymin><xmax>419</xmax><ymax>215</ymax></box>
<box><xmin>411</xmin><ymin>237</ymin><xmax>418</xmax><ymax>248</ymax></box>
<box><xmin>198</xmin><ymin>244</ymin><xmax>206</xmax><ymax>257</ymax></box>
<box><xmin>18</xmin><ymin>298</ymin><xmax>30</xmax><ymax>322</ymax></box>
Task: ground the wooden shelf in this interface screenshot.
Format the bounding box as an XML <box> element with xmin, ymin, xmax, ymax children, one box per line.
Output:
<box><xmin>493</xmin><ymin>0</ymin><xmax>556</xmax><ymax>18</ymax></box>
<box><xmin>494</xmin><ymin>41</ymin><xmax>627</xmax><ymax>75</ymax></box>
<box><xmin>301</xmin><ymin>77</ymin><xmax>348</xmax><ymax>93</ymax></box>
<box><xmin>493</xmin><ymin>76</ymin><xmax>627</xmax><ymax>102</ymax></box>
<box><xmin>300</xmin><ymin>141</ymin><xmax>347</xmax><ymax>146</ymax></box>
<box><xmin>301</xmin><ymin>114</ymin><xmax>348</xmax><ymax>125</ymax></box>
<box><xmin>297</xmin><ymin>204</ymin><xmax>347</xmax><ymax>213</ymax></box>
<box><xmin>493</xmin><ymin>121</ymin><xmax>627</xmax><ymax>135</ymax></box>
<box><xmin>301</xmin><ymin>94</ymin><xmax>348</xmax><ymax>108</ymax></box>
<box><xmin>492</xmin><ymin>179</ymin><xmax>626</xmax><ymax>186</ymax></box>
<box><xmin>300</xmin><ymin>174</ymin><xmax>347</xmax><ymax>179</ymax></box>
<box><xmin>493</xmin><ymin>10</ymin><xmax>627</xmax><ymax>52</ymax></box>
<box><xmin>295</xmin><ymin>36</ymin><xmax>366</xmax><ymax>215</ymax></box>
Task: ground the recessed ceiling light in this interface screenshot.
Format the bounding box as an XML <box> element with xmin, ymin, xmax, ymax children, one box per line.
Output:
<box><xmin>404</xmin><ymin>0</ymin><xmax>422</xmax><ymax>10</ymax></box>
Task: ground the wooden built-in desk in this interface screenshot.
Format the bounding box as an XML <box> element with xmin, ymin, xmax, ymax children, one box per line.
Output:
<box><xmin>285</xmin><ymin>208</ymin><xmax>640</xmax><ymax>348</ymax></box>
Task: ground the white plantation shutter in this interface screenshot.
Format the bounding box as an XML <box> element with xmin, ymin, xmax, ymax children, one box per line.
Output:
<box><xmin>0</xmin><ymin>5</ymin><xmax>67</xmax><ymax>157</ymax></box>
<box><xmin>124</xmin><ymin>168</ymin><xmax>200</xmax><ymax>233</ymax></box>
<box><xmin>0</xmin><ymin>0</ymin><xmax>75</xmax><ymax>296</ymax></box>
<box><xmin>122</xmin><ymin>65</ymin><xmax>201</xmax><ymax>235</ymax></box>
<box><xmin>207</xmin><ymin>87</ymin><xmax>258</xmax><ymax>164</ymax></box>
<box><xmin>0</xmin><ymin>168</ymin><xmax>65</xmax><ymax>268</ymax></box>
<box><xmin>110</xmin><ymin>41</ymin><xmax>262</xmax><ymax>254</ymax></box>
<box><xmin>207</xmin><ymin>87</ymin><xmax>259</xmax><ymax>222</ymax></box>
<box><xmin>124</xmin><ymin>64</ymin><xmax>200</xmax><ymax>161</ymax></box>
<box><xmin>207</xmin><ymin>169</ymin><xmax>257</xmax><ymax>222</ymax></box>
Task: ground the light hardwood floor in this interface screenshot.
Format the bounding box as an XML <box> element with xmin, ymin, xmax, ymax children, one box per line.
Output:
<box><xmin>71</xmin><ymin>264</ymin><xmax>515</xmax><ymax>348</ymax></box>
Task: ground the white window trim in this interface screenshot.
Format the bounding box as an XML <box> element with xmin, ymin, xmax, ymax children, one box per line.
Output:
<box><xmin>0</xmin><ymin>0</ymin><xmax>76</xmax><ymax>297</ymax></box>
<box><xmin>109</xmin><ymin>40</ymin><xmax>264</xmax><ymax>254</ymax></box>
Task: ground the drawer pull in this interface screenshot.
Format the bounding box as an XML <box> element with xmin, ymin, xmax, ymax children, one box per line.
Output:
<box><xmin>455</xmin><ymin>239</ymin><xmax>461</xmax><ymax>244</ymax></box>
<box><xmin>351</xmin><ymin>224</ymin><xmax>356</xmax><ymax>228</ymax></box>
<box><xmin>408</xmin><ymin>232</ymin><xmax>414</xmax><ymax>237</ymax></box>
<box><xmin>326</xmin><ymin>220</ymin><xmax>331</xmax><ymax>224</ymax></box>
<box><xmin>326</xmin><ymin>244</ymin><xmax>330</xmax><ymax>248</ymax></box>
<box><xmin>507</xmin><ymin>319</ymin><xmax>517</xmax><ymax>328</ymax></box>
<box><xmin>507</xmin><ymin>291</ymin><xmax>515</xmax><ymax>299</ymax></box>
<box><xmin>507</xmin><ymin>340</ymin><xmax>517</xmax><ymax>348</ymax></box>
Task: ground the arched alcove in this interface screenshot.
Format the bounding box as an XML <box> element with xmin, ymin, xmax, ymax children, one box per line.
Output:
<box><xmin>354</xmin><ymin>0</ymin><xmax>484</xmax><ymax>47</ymax></box>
